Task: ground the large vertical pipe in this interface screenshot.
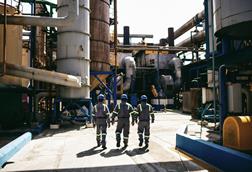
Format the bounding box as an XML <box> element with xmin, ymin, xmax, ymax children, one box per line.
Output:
<box><xmin>204</xmin><ymin>0</ymin><xmax>210</xmax><ymax>59</ymax></box>
<box><xmin>210</xmin><ymin>0</ymin><xmax>217</xmax><ymax>127</ymax></box>
<box><xmin>219</xmin><ymin>65</ymin><xmax>227</xmax><ymax>144</ymax></box>
<box><xmin>30</xmin><ymin>0</ymin><xmax>36</xmax><ymax>121</ymax></box>
<box><xmin>57</xmin><ymin>0</ymin><xmax>90</xmax><ymax>99</ymax></box>
<box><xmin>113</xmin><ymin>0</ymin><xmax>118</xmax><ymax>107</ymax></box>
<box><xmin>123</xmin><ymin>26</ymin><xmax>130</xmax><ymax>45</ymax></box>
<box><xmin>168</xmin><ymin>27</ymin><xmax>174</xmax><ymax>46</ymax></box>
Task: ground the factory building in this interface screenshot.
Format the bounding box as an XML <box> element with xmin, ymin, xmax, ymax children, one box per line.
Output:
<box><xmin>0</xmin><ymin>0</ymin><xmax>251</xmax><ymax>171</ymax></box>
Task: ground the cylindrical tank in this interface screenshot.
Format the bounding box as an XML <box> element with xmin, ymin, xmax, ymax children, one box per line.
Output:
<box><xmin>223</xmin><ymin>116</ymin><xmax>252</xmax><ymax>150</ymax></box>
<box><xmin>213</xmin><ymin>0</ymin><xmax>252</xmax><ymax>38</ymax></box>
<box><xmin>0</xmin><ymin>4</ymin><xmax>29</xmax><ymax>87</ymax></box>
<box><xmin>57</xmin><ymin>0</ymin><xmax>90</xmax><ymax>99</ymax></box>
<box><xmin>90</xmin><ymin>0</ymin><xmax>110</xmax><ymax>71</ymax></box>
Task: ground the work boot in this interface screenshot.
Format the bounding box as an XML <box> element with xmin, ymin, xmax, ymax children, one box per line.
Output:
<box><xmin>102</xmin><ymin>145</ymin><xmax>107</xmax><ymax>149</ymax></box>
<box><xmin>123</xmin><ymin>140</ymin><xmax>128</xmax><ymax>148</ymax></box>
<box><xmin>97</xmin><ymin>140</ymin><xmax>101</xmax><ymax>147</ymax></box>
<box><xmin>116</xmin><ymin>142</ymin><xmax>120</xmax><ymax>148</ymax></box>
<box><xmin>144</xmin><ymin>137</ymin><xmax>149</xmax><ymax>148</ymax></box>
<box><xmin>145</xmin><ymin>143</ymin><xmax>149</xmax><ymax>148</ymax></box>
<box><xmin>139</xmin><ymin>140</ymin><xmax>143</xmax><ymax>147</ymax></box>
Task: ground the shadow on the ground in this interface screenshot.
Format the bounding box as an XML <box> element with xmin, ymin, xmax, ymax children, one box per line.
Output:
<box><xmin>1</xmin><ymin>161</ymin><xmax>14</xmax><ymax>168</ymax></box>
<box><xmin>9</xmin><ymin>160</ymin><xmax>205</xmax><ymax>172</ymax></box>
<box><xmin>125</xmin><ymin>147</ymin><xmax>149</xmax><ymax>156</ymax></box>
<box><xmin>100</xmin><ymin>147</ymin><xmax>127</xmax><ymax>158</ymax></box>
<box><xmin>76</xmin><ymin>146</ymin><xmax>104</xmax><ymax>158</ymax></box>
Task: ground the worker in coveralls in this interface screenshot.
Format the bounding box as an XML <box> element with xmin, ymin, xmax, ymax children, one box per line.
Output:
<box><xmin>93</xmin><ymin>94</ymin><xmax>110</xmax><ymax>149</ymax></box>
<box><xmin>112</xmin><ymin>94</ymin><xmax>135</xmax><ymax>148</ymax></box>
<box><xmin>136</xmin><ymin>95</ymin><xmax>154</xmax><ymax>148</ymax></box>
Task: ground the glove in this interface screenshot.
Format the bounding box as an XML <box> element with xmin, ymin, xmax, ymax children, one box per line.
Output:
<box><xmin>131</xmin><ymin>121</ymin><xmax>134</xmax><ymax>126</ymax></box>
<box><xmin>107</xmin><ymin>122</ymin><xmax>110</xmax><ymax>128</ymax></box>
<box><xmin>151</xmin><ymin>119</ymin><xmax>154</xmax><ymax>123</ymax></box>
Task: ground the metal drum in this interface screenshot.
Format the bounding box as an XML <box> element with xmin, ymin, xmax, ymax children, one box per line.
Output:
<box><xmin>57</xmin><ymin>0</ymin><xmax>90</xmax><ymax>99</ymax></box>
<box><xmin>213</xmin><ymin>0</ymin><xmax>252</xmax><ymax>38</ymax></box>
<box><xmin>90</xmin><ymin>0</ymin><xmax>110</xmax><ymax>72</ymax></box>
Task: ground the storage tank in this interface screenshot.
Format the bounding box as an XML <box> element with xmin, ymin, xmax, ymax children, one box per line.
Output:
<box><xmin>57</xmin><ymin>0</ymin><xmax>90</xmax><ymax>99</ymax></box>
<box><xmin>90</xmin><ymin>0</ymin><xmax>110</xmax><ymax>71</ymax></box>
<box><xmin>223</xmin><ymin>116</ymin><xmax>252</xmax><ymax>151</ymax></box>
<box><xmin>213</xmin><ymin>0</ymin><xmax>252</xmax><ymax>38</ymax></box>
<box><xmin>0</xmin><ymin>4</ymin><xmax>29</xmax><ymax>87</ymax></box>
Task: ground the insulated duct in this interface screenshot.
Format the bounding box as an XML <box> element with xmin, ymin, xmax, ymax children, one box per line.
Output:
<box><xmin>168</xmin><ymin>57</ymin><xmax>182</xmax><ymax>89</ymax></box>
<box><xmin>176</xmin><ymin>30</ymin><xmax>205</xmax><ymax>47</ymax></box>
<box><xmin>120</xmin><ymin>56</ymin><xmax>136</xmax><ymax>91</ymax></box>
<box><xmin>174</xmin><ymin>10</ymin><xmax>204</xmax><ymax>39</ymax></box>
<box><xmin>57</xmin><ymin>0</ymin><xmax>90</xmax><ymax>99</ymax></box>
<box><xmin>160</xmin><ymin>75</ymin><xmax>174</xmax><ymax>97</ymax></box>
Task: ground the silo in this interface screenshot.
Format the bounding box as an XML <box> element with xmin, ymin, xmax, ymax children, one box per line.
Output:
<box><xmin>213</xmin><ymin>0</ymin><xmax>252</xmax><ymax>38</ymax></box>
<box><xmin>90</xmin><ymin>0</ymin><xmax>110</xmax><ymax>89</ymax></box>
<box><xmin>57</xmin><ymin>0</ymin><xmax>90</xmax><ymax>99</ymax></box>
<box><xmin>90</xmin><ymin>0</ymin><xmax>110</xmax><ymax>71</ymax></box>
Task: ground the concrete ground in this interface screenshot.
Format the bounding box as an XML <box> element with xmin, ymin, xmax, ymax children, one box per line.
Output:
<box><xmin>2</xmin><ymin>111</ymin><xmax>216</xmax><ymax>172</ymax></box>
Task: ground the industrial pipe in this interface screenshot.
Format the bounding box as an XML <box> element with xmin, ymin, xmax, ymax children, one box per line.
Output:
<box><xmin>117</xmin><ymin>45</ymin><xmax>205</xmax><ymax>52</ymax></box>
<box><xmin>168</xmin><ymin>27</ymin><xmax>174</xmax><ymax>46</ymax></box>
<box><xmin>21</xmin><ymin>0</ymin><xmax>57</xmax><ymax>8</ymax></box>
<box><xmin>176</xmin><ymin>30</ymin><xmax>205</xmax><ymax>47</ymax></box>
<box><xmin>219</xmin><ymin>65</ymin><xmax>227</xmax><ymax>144</ymax></box>
<box><xmin>0</xmin><ymin>0</ymin><xmax>79</xmax><ymax>27</ymax></box>
<box><xmin>0</xmin><ymin>132</ymin><xmax>32</xmax><ymax>167</ymax></box>
<box><xmin>118</xmin><ymin>34</ymin><xmax>153</xmax><ymax>39</ymax></box>
<box><xmin>174</xmin><ymin>10</ymin><xmax>204</xmax><ymax>39</ymax></box>
<box><xmin>114</xmin><ymin>0</ymin><xmax>118</xmax><ymax>107</ymax></box>
<box><xmin>2</xmin><ymin>63</ymin><xmax>82</xmax><ymax>87</ymax></box>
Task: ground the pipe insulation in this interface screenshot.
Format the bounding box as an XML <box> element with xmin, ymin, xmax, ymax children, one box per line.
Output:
<box><xmin>120</xmin><ymin>56</ymin><xmax>136</xmax><ymax>91</ymax></box>
<box><xmin>174</xmin><ymin>10</ymin><xmax>204</xmax><ymax>39</ymax></box>
<box><xmin>168</xmin><ymin>57</ymin><xmax>182</xmax><ymax>89</ymax></box>
<box><xmin>176</xmin><ymin>30</ymin><xmax>205</xmax><ymax>47</ymax></box>
<box><xmin>1</xmin><ymin>63</ymin><xmax>82</xmax><ymax>87</ymax></box>
<box><xmin>0</xmin><ymin>0</ymin><xmax>79</xmax><ymax>27</ymax></box>
<box><xmin>57</xmin><ymin>0</ymin><xmax>90</xmax><ymax>99</ymax></box>
<box><xmin>0</xmin><ymin>132</ymin><xmax>32</xmax><ymax>167</ymax></box>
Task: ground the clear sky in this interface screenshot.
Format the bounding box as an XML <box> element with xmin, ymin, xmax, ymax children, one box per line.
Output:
<box><xmin>4</xmin><ymin>0</ymin><xmax>204</xmax><ymax>44</ymax></box>
<box><xmin>117</xmin><ymin>0</ymin><xmax>204</xmax><ymax>44</ymax></box>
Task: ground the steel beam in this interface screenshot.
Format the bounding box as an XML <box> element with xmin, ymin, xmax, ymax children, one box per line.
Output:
<box><xmin>117</xmin><ymin>45</ymin><xmax>205</xmax><ymax>52</ymax></box>
<box><xmin>118</xmin><ymin>34</ymin><xmax>153</xmax><ymax>39</ymax></box>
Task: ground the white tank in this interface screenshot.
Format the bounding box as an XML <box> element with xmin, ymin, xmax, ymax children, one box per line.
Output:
<box><xmin>213</xmin><ymin>0</ymin><xmax>252</xmax><ymax>38</ymax></box>
<box><xmin>57</xmin><ymin>0</ymin><xmax>90</xmax><ymax>99</ymax></box>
